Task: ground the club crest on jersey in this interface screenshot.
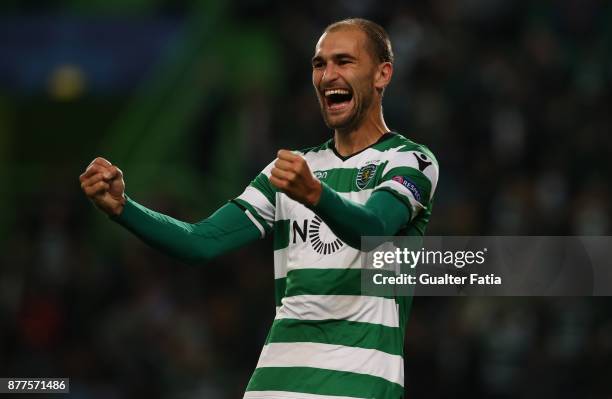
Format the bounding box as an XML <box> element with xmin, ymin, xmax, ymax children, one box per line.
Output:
<box><xmin>356</xmin><ymin>163</ymin><xmax>378</xmax><ymax>190</ymax></box>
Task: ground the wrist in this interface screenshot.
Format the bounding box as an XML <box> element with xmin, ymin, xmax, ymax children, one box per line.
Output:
<box><xmin>310</xmin><ymin>181</ymin><xmax>336</xmax><ymax>215</ymax></box>
<box><xmin>306</xmin><ymin>179</ymin><xmax>323</xmax><ymax>206</ymax></box>
<box><xmin>109</xmin><ymin>194</ymin><xmax>127</xmax><ymax>217</ymax></box>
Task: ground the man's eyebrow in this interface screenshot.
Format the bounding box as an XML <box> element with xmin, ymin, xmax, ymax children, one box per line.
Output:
<box><xmin>333</xmin><ymin>53</ymin><xmax>357</xmax><ymax>60</ymax></box>
<box><xmin>311</xmin><ymin>53</ymin><xmax>357</xmax><ymax>63</ymax></box>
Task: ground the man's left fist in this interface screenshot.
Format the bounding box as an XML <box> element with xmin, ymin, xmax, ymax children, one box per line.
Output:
<box><xmin>269</xmin><ymin>149</ymin><xmax>322</xmax><ymax>206</ymax></box>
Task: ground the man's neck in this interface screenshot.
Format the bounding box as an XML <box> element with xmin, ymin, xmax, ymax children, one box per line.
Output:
<box><xmin>334</xmin><ymin>109</ymin><xmax>389</xmax><ymax>157</ymax></box>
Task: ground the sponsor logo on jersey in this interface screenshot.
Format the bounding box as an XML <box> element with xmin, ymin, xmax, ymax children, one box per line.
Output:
<box><xmin>292</xmin><ymin>216</ymin><xmax>344</xmax><ymax>255</ymax></box>
<box><xmin>356</xmin><ymin>163</ymin><xmax>378</xmax><ymax>190</ymax></box>
<box><xmin>392</xmin><ymin>176</ymin><xmax>422</xmax><ymax>202</ymax></box>
<box><xmin>309</xmin><ymin>216</ymin><xmax>344</xmax><ymax>254</ymax></box>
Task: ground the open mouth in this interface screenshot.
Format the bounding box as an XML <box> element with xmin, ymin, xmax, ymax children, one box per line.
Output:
<box><xmin>324</xmin><ymin>88</ymin><xmax>353</xmax><ymax>112</ymax></box>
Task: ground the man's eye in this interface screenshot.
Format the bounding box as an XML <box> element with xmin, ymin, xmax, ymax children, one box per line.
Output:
<box><xmin>313</xmin><ymin>62</ymin><xmax>324</xmax><ymax>69</ymax></box>
<box><xmin>338</xmin><ymin>59</ymin><xmax>351</xmax><ymax>65</ymax></box>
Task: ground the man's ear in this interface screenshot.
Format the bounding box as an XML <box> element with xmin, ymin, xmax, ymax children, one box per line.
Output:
<box><xmin>374</xmin><ymin>62</ymin><xmax>393</xmax><ymax>92</ymax></box>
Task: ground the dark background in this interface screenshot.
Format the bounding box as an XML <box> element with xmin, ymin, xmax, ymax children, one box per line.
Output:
<box><xmin>1</xmin><ymin>0</ymin><xmax>611</xmax><ymax>398</ymax></box>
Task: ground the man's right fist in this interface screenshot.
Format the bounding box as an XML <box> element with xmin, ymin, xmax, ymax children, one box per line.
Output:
<box><xmin>79</xmin><ymin>157</ymin><xmax>126</xmax><ymax>216</ymax></box>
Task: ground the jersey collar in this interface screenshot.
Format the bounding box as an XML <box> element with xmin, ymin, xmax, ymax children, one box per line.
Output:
<box><xmin>329</xmin><ymin>131</ymin><xmax>396</xmax><ymax>161</ymax></box>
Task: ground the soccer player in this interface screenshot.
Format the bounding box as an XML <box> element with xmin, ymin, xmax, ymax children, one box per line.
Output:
<box><xmin>80</xmin><ymin>18</ymin><xmax>439</xmax><ymax>399</ymax></box>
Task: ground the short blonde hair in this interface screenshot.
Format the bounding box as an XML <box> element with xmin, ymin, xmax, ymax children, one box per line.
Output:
<box><xmin>324</xmin><ymin>18</ymin><xmax>394</xmax><ymax>64</ymax></box>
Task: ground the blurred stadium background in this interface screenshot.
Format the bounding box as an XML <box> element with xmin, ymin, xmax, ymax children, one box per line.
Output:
<box><xmin>1</xmin><ymin>0</ymin><xmax>612</xmax><ymax>398</ymax></box>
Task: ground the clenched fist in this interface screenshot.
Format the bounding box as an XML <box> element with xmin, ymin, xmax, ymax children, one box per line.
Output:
<box><xmin>79</xmin><ymin>157</ymin><xmax>126</xmax><ymax>216</ymax></box>
<box><xmin>269</xmin><ymin>149</ymin><xmax>322</xmax><ymax>206</ymax></box>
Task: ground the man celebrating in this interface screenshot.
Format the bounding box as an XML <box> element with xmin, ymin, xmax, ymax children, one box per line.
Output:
<box><xmin>80</xmin><ymin>18</ymin><xmax>439</xmax><ymax>399</ymax></box>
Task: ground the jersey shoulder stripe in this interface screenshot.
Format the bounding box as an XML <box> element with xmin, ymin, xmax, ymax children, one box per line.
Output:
<box><xmin>381</xmin><ymin>132</ymin><xmax>438</xmax><ymax>161</ymax></box>
<box><xmin>374</xmin><ymin>134</ymin><xmax>440</xmax><ymax>214</ymax></box>
<box><xmin>297</xmin><ymin>139</ymin><xmax>333</xmax><ymax>155</ymax></box>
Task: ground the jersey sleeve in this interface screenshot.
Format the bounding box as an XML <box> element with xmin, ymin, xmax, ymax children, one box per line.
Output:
<box><xmin>374</xmin><ymin>145</ymin><xmax>439</xmax><ymax>220</ymax></box>
<box><xmin>112</xmin><ymin>197</ymin><xmax>261</xmax><ymax>264</ymax></box>
<box><xmin>232</xmin><ymin>160</ymin><xmax>277</xmax><ymax>238</ymax></box>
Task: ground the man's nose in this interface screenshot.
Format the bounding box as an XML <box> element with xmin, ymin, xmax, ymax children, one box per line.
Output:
<box><xmin>322</xmin><ymin>63</ymin><xmax>339</xmax><ymax>83</ymax></box>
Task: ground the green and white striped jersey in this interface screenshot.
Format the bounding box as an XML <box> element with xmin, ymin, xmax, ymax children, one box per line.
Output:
<box><xmin>234</xmin><ymin>132</ymin><xmax>439</xmax><ymax>399</ymax></box>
